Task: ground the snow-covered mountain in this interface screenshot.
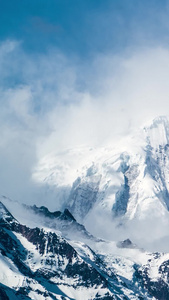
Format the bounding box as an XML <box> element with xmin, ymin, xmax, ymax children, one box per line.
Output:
<box><xmin>32</xmin><ymin>116</ymin><xmax>169</xmax><ymax>251</ymax></box>
<box><xmin>2</xmin><ymin>116</ymin><xmax>169</xmax><ymax>299</ymax></box>
<box><xmin>1</xmin><ymin>197</ymin><xmax>169</xmax><ymax>299</ymax></box>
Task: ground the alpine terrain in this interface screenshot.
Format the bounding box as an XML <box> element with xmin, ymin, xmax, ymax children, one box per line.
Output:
<box><xmin>1</xmin><ymin>116</ymin><xmax>169</xmax><ymax>299</ymax></box>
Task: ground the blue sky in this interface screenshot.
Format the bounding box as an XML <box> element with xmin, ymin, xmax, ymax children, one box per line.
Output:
<box><xmin>1</xmin><ymin>0</ymin><xmax>169</xmax><ymax>57</ymax></box>
<box><xmin>1</xmin><ymin>0</ymin><xmax>169</xmax><ymax>205</ymax></box>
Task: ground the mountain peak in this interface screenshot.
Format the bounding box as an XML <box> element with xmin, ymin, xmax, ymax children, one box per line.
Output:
<box><xmin>144</xmin><ymin>116</ymin><xmax>169</xmax><ymax>128</ymax></box>
<box><xmin>0</xmin><ymin>201</ymin><xmax>17</xmax><ymax>225</ymax></box>
<box><xmin>152</xmin><ymin>115</ymin><xmax>169</xmax><ymax>124</ymax></box>
<box><xmin>143</xmin><ymin>116</ymin><xmax>169</xmax><ymax>148</ymax></box>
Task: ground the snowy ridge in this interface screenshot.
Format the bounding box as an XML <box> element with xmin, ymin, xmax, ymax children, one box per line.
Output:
<box><xmin>0</xmin><ymin>202</ymin><xmax>118</xmax><ymax>299</ymax></box>
<box><xmin>1</xmin><ymin>199</ymin><xmax>169</xmax><ymax>299</ymax></box>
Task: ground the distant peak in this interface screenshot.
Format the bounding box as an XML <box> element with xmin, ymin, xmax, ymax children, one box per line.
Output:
<box><xmin>117</xmin><ymin>238</ymin><xmax>137</xmax><ymax>249</ymax></box>
<box><xmin>0</xmin><ymin>201</ymin><xmax>17</xmax><ymax>224</ymax></box>
<box><xmin>144</xmin><ymin>116</ymin><xmax>169</xmax><ymax>130</ymax></box>
<box><xmin>63</xmin><ymin>208</ymin><xmax>76</xmax><ymax>221</ymax></box>
<box><xmin>150</xmin><ymin>116</ymin><xmax>169</xmax><ymax>127</ymax></box>
<box><xmin>142</xmin><ymin>116</ymin><xmax>169</xmax><ymax>148</ymax></box>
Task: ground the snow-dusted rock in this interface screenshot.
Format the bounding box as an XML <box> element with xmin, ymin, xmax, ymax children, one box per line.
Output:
<box><xmin>32</xmin><ymin>116</ymin><xmax>169</xmax><ymax>248</ymax></box>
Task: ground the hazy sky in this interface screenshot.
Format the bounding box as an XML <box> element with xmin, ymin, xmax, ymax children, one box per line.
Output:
<box><xmin>1</xmin><ymin>0</ymin><xmax>169</xmax><ymax>203</ymax></box>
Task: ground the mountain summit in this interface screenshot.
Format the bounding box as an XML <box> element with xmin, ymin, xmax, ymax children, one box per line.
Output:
<box><xmin>32</xmin><ymin>116</ymin><xmax>169</xmax><ymax>250</ymax></box>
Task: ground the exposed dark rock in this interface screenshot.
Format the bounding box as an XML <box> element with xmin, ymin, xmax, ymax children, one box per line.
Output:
<box><xmin>134</xmin><ymin>262</ymin><xmax>169</xmax><ymax>300</ymax></box>
<box><xmin>29</xmin><ymin>204</ymin><xmax>76</xmax><ymax>222</ymax></box>
<box><xmin>65</xmin><ymin>261</ymin><xmax>107</xmax><ymax>288</ymax></box>
<box><xmin>117</xmin><ymin>239</ymin><xmax>136</xmax><ymax>249</ymax></box>
<box><xmin>63</xmin><ymin>208</ymin><xmax>76</xmax><ymax>221</ymax></box>
<box><xmin>0</xmin><ymin>287</ymin><xmax>9</xmax><ymax>300</ymax></box>
<box><xmin>112</xmin><ymin>174</ymin><xmax>130</xmax><ymax>217</ymax></box>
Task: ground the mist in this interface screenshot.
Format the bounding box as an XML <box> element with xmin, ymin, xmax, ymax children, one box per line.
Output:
<box><xmin>1</xmin><ymin>39</ymin><xmax>169</xmax><ymax>206</ymax></box>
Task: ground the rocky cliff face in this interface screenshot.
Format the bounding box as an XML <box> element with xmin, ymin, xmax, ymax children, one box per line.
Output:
<box><xmin>2</xmin><ymin>199</ymin><xmax>169</xmax><ymax>299</ymax></box>
<box><xmin>0</xmin><ymin>201</ymin><xmax>120</xmax><ymax>299</ymax></box>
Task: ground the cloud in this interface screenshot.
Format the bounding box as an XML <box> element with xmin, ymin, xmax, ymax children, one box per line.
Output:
<box><xmin>1</xmin><ymin>39</ymin><xmax>169</xmax><ymax>209</ymax></box>
<box><xmin>37</xmin><ymin>45</ymin><xmax>169</xmax><ymax>157</ymax></box>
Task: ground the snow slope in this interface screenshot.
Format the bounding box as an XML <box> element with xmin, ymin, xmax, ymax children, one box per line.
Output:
<box><xmin>2</xmin><ymin>199</ymin><xmax>169</xmax><ymax>299</ymax></box>
<box><xmin>32</xmin><ymin>116</ymin><xmax>169</xmax><ymax>251</ymax></box>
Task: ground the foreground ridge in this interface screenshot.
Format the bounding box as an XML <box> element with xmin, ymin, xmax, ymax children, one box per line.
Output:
<box><xmin>1</xmin><ymin>199</ymin><xmax>169</xmax><ymax>299</ymax></box>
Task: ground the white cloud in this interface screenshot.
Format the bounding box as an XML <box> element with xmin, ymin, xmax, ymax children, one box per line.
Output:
<box><xmin>1</xmin><ymin>40</ymin><xmax>169</xmax><ymax>207</ymax></box>
<box><xmin>37</xmin><ymin>46</ymin><xmax>169</xmax><ymax>157</ymax></box>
